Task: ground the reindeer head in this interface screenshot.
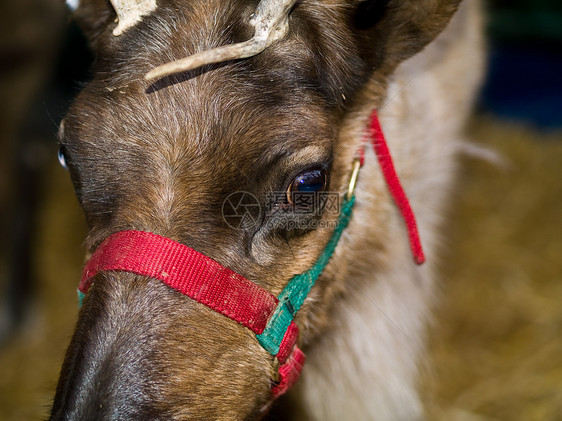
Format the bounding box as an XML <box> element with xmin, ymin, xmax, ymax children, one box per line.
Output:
<box><xmin>52</xmin><ymin>0</ymin><xmax>461</xmax><ymax>419</ymax></box>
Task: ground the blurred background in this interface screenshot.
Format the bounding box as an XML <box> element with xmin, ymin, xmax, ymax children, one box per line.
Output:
<box><xmin>0</xmin><ymin>0</ymin><xmax>561</xmax><ymax>419</ymax></box>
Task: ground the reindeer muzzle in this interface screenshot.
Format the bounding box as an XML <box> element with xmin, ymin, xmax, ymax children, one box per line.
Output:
<box><xmin>78</xmin><ymin>194</ymin><xmax>354</xmax><ymax>399</ymax></box>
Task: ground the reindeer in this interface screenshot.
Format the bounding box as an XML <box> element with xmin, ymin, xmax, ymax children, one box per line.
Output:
<box><xmin>51</xmin><ymin>0</ymin><xmax>483</xmax><ymax>419</ymax></box>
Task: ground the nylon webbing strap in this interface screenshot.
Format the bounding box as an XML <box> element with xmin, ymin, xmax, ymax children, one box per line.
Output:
<box><xmin>80</xmin><ymin>230</ymin><xmax>278</xmax><ymax>334</ymax></box>
<box><xmin>271</xmin><ymin>345</ymin><xmax>306</xmax><ymax>397</ymax></box>
<box><xmin>256</xmin><ymin>196</ymin><xmax>356</xmax><ymax>354</ymax></box>
<box><xmin>369</xmin><ymin>110</ymin><xmax>425</xmax><ymax>264</ymax></box>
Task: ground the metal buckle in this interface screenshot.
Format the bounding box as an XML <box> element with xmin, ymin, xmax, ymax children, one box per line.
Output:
<box><xmin>271</xmin><ymin>357</ymin><xmax>281</xmax><ymax>383</ymax></box>
<box><xmin>346</xmin><ymin>159</ymin><xmax>361</xmax><ymax>201</ymax></box>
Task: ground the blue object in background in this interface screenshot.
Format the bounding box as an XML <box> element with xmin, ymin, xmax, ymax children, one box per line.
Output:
<box><xmin>479</xmin><ymin>43</ymin><xmax>562</xmax><ymax>130</ymax></box>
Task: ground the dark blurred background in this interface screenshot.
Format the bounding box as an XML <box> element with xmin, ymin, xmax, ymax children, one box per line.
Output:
<box><xmin>0</xmin><ymin>1</ymin><xmax>561</xmax><ymax>419</ymax></box>
<box><xmin>481</xmin><ymin>0</ymin><xmax>562</xmax><ymax>128</ymax></box>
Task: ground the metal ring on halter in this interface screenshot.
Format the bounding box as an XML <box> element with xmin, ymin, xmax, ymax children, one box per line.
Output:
<box><xmin>346</xmin><ymin>159</ymin><xmax>361</xmax><ymax>201</ymax></box>
<box><xmin>271</xmin><ymin>356</ymin><xmax>281</xmax><ymax>383</ymax></box>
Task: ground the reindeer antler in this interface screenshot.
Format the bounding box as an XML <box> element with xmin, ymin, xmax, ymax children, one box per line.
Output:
<box><xmin>110</xmin><ymin>0</ymin><xmax>157</xmax><ymax>36</ymax></box>
<box><xmin>144</xmin><ymin>0</ymin><xmax>298</xmax><ymax>81</ymax></box>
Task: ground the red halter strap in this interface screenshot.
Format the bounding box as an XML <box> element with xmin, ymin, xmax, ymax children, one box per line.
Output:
<box><xmin>80</xmin><ymin>230</ymin><xmax>278</xmax><ymax>334</ymax></box>
<box><xmin>369</xmin><ymin>110</ymin><xmax>425</xmax><ymax>264</ymax></box>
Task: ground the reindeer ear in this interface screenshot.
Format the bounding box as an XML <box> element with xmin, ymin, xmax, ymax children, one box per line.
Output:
<box><xmin>351</xmin><ymin>0</ymin><xmax>462</xmax><ymax>70</ymax></box>
<box><xmin>69</xmin><ymin>0</ymin><xmax>115</xmax><ymax>50</ymax></box>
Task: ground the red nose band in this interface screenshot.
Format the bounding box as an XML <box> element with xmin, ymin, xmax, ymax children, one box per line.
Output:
<box><xmin>80</xmin><ymin>230</ymin><xmax>278</xmax><ymax>334</ymax></box>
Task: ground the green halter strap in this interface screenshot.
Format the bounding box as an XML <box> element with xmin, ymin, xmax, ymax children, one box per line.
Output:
<box><xmin>256</xmin><ymin>195</ymin><xmax>356</xmax><ymax>354</ymax></box>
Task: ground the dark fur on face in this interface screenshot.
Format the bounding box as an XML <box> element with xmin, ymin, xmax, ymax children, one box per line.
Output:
<box><xmin>52</xmin><ymin>0</ymin><xmax>461</xmax><ymax>419</ymax></box>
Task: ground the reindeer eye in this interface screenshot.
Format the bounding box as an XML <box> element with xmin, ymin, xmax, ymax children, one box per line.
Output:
<box><xmin>57</xmin><ymin>147</ymin><xmax>68</xmax><ymax>170</ymax></box>
<box><xmin>287</xmin><ymin>167</ymin><xmax>328</xmax><ymax>205</ymax></box>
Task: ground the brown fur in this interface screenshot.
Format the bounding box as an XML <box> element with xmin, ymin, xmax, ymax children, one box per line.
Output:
<box><xmin>51</xmin><ymin>0</ymin><xmax>481</xmax><ymax>419</ymax></box>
